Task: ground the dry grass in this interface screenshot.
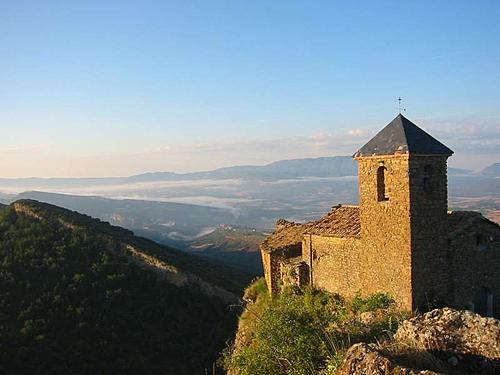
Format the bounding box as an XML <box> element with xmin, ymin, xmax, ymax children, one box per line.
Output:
<box><xmin>379</xmin><ymin>340</ymin><xmax>451</xmax><ymax>373</ymax></box>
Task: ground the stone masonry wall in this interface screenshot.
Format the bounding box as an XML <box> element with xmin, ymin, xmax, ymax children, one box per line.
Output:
<box><xmin>262</xmin><ymin>151</ymin><xmax>500</xmax><ymax>316</ymax></box>
<box><xmin>280</xmin><ymin>259</ymin><xmax>309</xmax><ymax>288</ymax></box>
<box><xmin>408</xmin><ymin>155</ymin><xmax>451</xmax><ymax>310</ymax></box>
<box><xmin>261</xmin><ymin>244</ymin><xmax>302</xmax><ymax>293</ymax></box>
<box><xmin>261</xmin><ymin>250</ymin><xmax>273</xmax><ymax>293</ymax></box>
<box><xmin>448</xmin><ymin>221</ymin><xmax>500</xmax><ymax>318</ymax></box>
<box><xmin>357</xmin><ymin>155</ymin><xmax>414</xmax><ymax>310</ymax></box>
<box><xmin>303</xmin><ymin>235</ymin><xmax>361</xmax><ymax>297</ymax></box>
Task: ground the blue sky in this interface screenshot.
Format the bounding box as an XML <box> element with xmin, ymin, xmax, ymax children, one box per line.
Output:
<box><xmin>1</xmin><ymin>0</ymin><xmax>499</xmax><ymax>177</ymax></box>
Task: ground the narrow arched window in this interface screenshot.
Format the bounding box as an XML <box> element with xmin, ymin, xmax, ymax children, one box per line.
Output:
<box><xmin>423</xmin><ymin>165</ymin><xmax>432</xmax><ymax>192</ymax></box>
<box><xmin>377</xmin><ymin>166</ymin><xmax>388</xmax><ymax>201</ymax></box>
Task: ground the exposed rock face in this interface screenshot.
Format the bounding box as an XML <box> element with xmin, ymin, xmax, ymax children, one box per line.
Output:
<box><xmin>338</xmin><ymin>343</ymin><xmax>438</xmax><ymax>375</ymax></box>
<box><xmin>124</xmin><ymin>245</ymin><xmax>238</xmax><ymax>304</ymax></box>
<box><xmin>339</xmin><ymin>308</ymin><xmax>500</xmax><ymax>374</ymax></box>
<box><xmin>394</xmin><ymin>308</ymin><xmax>500</xmax><ymax>360</ymax></box>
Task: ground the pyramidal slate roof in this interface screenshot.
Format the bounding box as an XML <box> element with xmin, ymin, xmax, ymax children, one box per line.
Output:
<box><xmin>354</xmin><ymin>114</ymin><xmax>453</xmax><ymax>157</ymax></box>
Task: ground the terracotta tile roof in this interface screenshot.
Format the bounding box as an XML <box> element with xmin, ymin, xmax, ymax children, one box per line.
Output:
<box><xmin>261</xmin><ymin>220</ymin><xmax>314</xmax><ymax>253</ymax></box>
<box><xmin>262</xmin><ymin>209</ymin><xmax>500</xmax><ymax>254</ymax></box>
<box><xmin>305</xmin><ymin>205</ymin><xmax>360</xmax><ymax>238</ymax></box>
<box><xmin>261</xmin><ymin>205</ymin><xmax>362</xmax><ymax>253</ymax></box>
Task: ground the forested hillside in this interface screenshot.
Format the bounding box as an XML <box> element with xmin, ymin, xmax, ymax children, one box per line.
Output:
<box><xmin>0</xmin><ymin>200</ymin><xmax>243</xmax><ymax>374</ymax></box>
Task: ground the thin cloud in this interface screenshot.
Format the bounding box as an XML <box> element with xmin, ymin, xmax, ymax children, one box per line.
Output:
<box><xmin>0</xmin><ymin>145</ymin><xmax>45</xmax><ymax>154</ymax></box>
<box><xmin>0</xmin><ymin>116</ymin><xmax>498</xmax><ymax>177</ymax></box>
<box><xmin>59</xmin><ymin>119</ymin><xmax>500</xmax><ymax>176</ymax></box>
<box><xmin>347</xmin><ymin>128</ymin><xmax>368</xmax><ymax>137</ymax></box>
<box><xmin>419</xmin><ymin>117</ymin><xmax>500</xmax><ymax>155</ymax></box>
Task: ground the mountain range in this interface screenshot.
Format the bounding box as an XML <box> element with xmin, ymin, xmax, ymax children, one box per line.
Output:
<box><xmin>0</xmin><ymin>157</ymin><xmax>498</xmax><ymax>278</ymax></box>
<box><xmin>0</xmin><ymin>156</ymin><xmax>493</xmax><ymax>190</ymax></box>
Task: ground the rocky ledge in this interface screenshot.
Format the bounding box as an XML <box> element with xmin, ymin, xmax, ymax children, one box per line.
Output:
<box><xmin>339</xmin><ymin>308</ymin><xmax>500</xmax><ymax>375</ymax></box>
<box><xmin>395</xmin><ymin>308</ymin><xmax>500</xmax><ymax>360</ymax></box>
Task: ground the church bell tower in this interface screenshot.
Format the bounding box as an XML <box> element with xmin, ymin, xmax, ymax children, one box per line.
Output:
<box><xmin>353</xmin><ymin>114</ymin><xmax>454</xmax><ymax>310</ymax></box>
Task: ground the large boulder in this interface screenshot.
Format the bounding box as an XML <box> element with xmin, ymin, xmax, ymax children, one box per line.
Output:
<box><xmin>394</xmin><ymin>308</ymin><xmax>500</xmax><ymax>360</ymax></box>
<box><xmin>338</xmin><ymin>343</ymin><xmax>438</xmax><ymax>375</ymax></box>
<box><xmin>339</xmin><ymin>308</ymin><xmax>500</xmax><ymax>374</ymax></box>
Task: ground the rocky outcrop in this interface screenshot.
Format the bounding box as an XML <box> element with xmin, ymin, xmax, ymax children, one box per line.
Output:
<box><xmin>12</xmin><ymin>202</ymin><xmax>44</xmax><ymax>221</ymax></box>
<box><xmin>394</xmin><ymin>308</ymin><xmax>500</xmax><ymax>360</ymax></box>
<box><xmin>338</xmin><ymin>343</ymin><xmax>438</xmax><ymax>375</ymax></box>
<box><xmin>339</xmin><ymin>308</ymin><xmax>500</xmax><ymax>374</ymax></box>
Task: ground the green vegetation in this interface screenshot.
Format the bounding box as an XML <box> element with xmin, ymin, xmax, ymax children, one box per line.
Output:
<box><xmin>0</xmin><ymin>201</ymin><xmax>239</xmax><ymax>374</ymax></box>
<box><xmin>10</xmin><ymin>199</ymin><xmax>249</xmax><ymax>294</ymax></box>
<box><xmin>224</xmin><ymin>279</ymin><xmax>408</xmax><ymax>375</ymax></box>
<box><xmin>351</xmin><ymin>292</ymin><xmax>395</xmax><ymax>313</ymax></box>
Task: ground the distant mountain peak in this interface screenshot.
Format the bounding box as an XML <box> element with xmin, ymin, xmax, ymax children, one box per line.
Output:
<box><xmin>482</xmin><ymin>162</ymin><xmax>500</xmax><ymax>177</ymax></box>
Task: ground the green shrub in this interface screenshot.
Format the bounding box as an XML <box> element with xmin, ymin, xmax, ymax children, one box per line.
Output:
<box><xmin>243</xmin><ymin>277</ymin><xmax>268</xmax><ymax>302</ymax></box>
<box><xmin>351</xmin><ymin>292</ymin><xmax>395</xmax><ymax>313</ymax></box>
<box><xmin>226</xmin><ymin>286</ymin><xmax>340</xmax><ymax>375</ymax></box>
<box><xmin>225</xmin><ymin>283</ymin><xmax>403</xmax><ymax>375</ymax></box>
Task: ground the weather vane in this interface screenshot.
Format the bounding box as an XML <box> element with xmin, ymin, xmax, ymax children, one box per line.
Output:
<box><xmin>397</xmin><ymin>97</ymin><xmax>406</xmax><ymax>113</ymax></box>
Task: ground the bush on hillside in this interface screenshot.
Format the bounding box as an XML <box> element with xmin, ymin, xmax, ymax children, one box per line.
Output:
<box><xmin>224</xmin><ymin>280</ymin><xmax>406</xmax><ymax>375</ymax></box>
<box><xmin>351</xmin><ymin>292</ymin><xmax>394</xmax><ymax>313</ymax></box>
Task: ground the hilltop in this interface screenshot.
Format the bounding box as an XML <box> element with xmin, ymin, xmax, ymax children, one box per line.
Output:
<box><xmin>482</xmin><ymin>162</ymin><xmax>500</xmax><ymax>177</ymax></box>
<box><xmin>0</xmin><ymin>200</ymin><xmax>245</xmax><ymax>374</ymax></box>
<box><xmin>10</xmin><ymin>191</ymin><xmax>265</xmax><ymax>277</ymax></box>
<box><xmin>14</xmin><ymin>191</ymin><xmax>238</xmax><ymax>244</ymax></box>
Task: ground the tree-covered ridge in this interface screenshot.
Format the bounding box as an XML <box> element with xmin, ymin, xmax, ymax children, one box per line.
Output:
<box><xmin>0</xmin><ymin>201</ymin><xmax>239</xmax><ymax>374</ymax></box>
<box><xmin>12</xmin><ymin>199</ymin><xmax>248</xmax><ymax>295</ymax></box>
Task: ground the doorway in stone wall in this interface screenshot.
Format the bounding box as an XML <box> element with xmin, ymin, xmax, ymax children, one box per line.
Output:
<box><xmin>472</xmin><ymin>287</ymin><xmax>494</xmax><ymax>317</ymax></box>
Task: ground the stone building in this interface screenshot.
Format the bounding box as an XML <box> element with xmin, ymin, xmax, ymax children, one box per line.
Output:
<box><xmin>261</xmin><ymin>114</ymin><xmax>500</xmax><ymax>317</ymax></box>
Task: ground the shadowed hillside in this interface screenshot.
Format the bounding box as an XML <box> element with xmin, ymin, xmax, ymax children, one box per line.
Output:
<box><xmin>0</xmin><ymin>200</ymin><xmax>245</xmax><ymax>374</ymax></box>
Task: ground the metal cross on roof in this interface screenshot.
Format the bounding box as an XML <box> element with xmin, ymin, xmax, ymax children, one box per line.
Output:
<box><xmin>397</xmin><ymin>97</ymin><xmax>406</xmax><ymax>113</ymax></box>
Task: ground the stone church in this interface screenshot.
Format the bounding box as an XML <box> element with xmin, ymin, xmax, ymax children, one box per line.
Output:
<box><xmin>260</xmin><ymin>114</ymin><xmax>500</xmax><ymax>317</ymax></box>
